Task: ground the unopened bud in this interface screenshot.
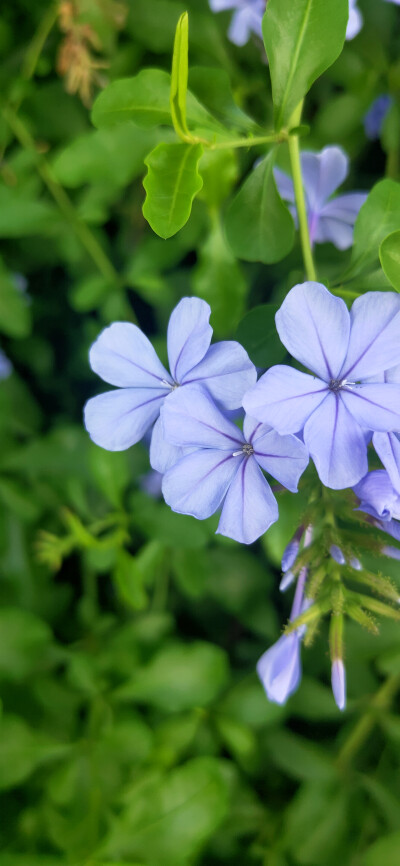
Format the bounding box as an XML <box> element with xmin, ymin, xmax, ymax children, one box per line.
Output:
<box><xmin>281</xmin><ymin>526</ymin><xmax>303</xmax><ymax>572</ymax></box>
<box><xmin>279</xmin><ymin>569</ymin><xmax>296</xmax><ymax>592</ymax></box>
<box><xmin>331</xmin><ymin>659</ymin><xmax>346</xmax><ymax>711</ymax></box>
<box><xmin>350</xmin><ymin>556</ymin><xmax>362</xmax><ymax>571</ymax></box>
<box><xmin>330</xmin><ymin>544</ymin><xmax>346</xmax><ymax>565</ymax></box>
<box><xmin>382</xmin><ymin>545</ymin><xmax>400</xmax><ymax>561</ymax></box>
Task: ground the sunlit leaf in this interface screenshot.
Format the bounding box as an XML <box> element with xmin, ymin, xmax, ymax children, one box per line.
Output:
<box><xmin>143</xmin><ymin>142</ymin><xmax>203</xmax><ymax>238</ymax></box>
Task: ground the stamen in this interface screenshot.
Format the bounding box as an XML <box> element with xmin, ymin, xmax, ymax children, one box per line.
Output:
<box><xmin>232</xmin><ymin>443</ymin><xmax>254</xmax><ymax>457</ymax></box>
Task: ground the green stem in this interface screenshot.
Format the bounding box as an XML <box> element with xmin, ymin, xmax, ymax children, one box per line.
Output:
<box><xmin>21</xmin><ymin>2</ymin><xmax>59</xmax><ymax>82</ymax></box>
<box><xmin>337</xmin><ymin>673</ymin><xmax>400</xmax><ymax>771</ymax></box>
<box><xmin>2</xmin><ymin>105</ymin><xmax>128</xmax><ymax>300</ymax></box>
<box><xmin>287</xmin><ymin>101</ymin><xmax>316</xmax><ymax>281</ymax></box>
<box><xmin>208</xmin><ymin>132</ymin><xmax>287</xmax><ymax>150</ymax></box>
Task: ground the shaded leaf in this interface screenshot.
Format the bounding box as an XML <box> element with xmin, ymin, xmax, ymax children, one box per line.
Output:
<box><xmin>235</xmin><ymin>303</ymin><xmax>286</xmax><ymax>368</ymax></box>
<box><xmin>225</xmin><ymin>152</ymin><xmax>294</xmax><ymax>263</ymax></box>
<box><xmin>352</xmin><ymin>179</ymin><xmax>400</xmax><ymax>273</ymax></box>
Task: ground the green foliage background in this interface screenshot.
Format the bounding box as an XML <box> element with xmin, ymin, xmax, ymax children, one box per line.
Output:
<box><xmin>1</xmin><ymin>1</ymin><xmax>400</xmax><ymax>864</ymax></box>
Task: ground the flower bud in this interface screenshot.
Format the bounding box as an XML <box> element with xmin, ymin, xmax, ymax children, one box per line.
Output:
<box><xmin>331</xmin><ymin>659</ymin><xmax>346</xmax><ymax>711</ymax></box>
<box><xmin>330</xmin><ymin>544</ymin><xmax>346</xmax><ymax>565</ymax></box>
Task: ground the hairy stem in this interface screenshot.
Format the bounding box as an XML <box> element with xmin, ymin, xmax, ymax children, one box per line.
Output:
<box><xmin>287</xmin><ymin>101</ymin><xmax>317</xmax><ymax>281</ymax></box>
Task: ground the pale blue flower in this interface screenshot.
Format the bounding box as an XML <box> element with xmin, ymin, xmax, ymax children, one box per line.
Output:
<box><xmin>274</xmin><ymin>147</ymin><xmax>367</xmax><ymax>250</ymax></box>
<box><xmin>209</xmin><ymin>0</ymin><xmax>265</xmax><ymax>46</ymax></box>
<box><xmin>372</xmin><ymin>366</ymin><xmax>400</xmax><ymax>494</ymax></box>
<box><xmin>364</xmin><ymin>95</ymin><xmax>393</xmax><ymax>140</ymax></box>
<box><xmin>84</xmin><ymin>297</ymin><xmax>256</xmax><ymax>473</ymax></box>
<box><xmin>243</xmin><ymin>282</ymin><xmax>400</xmax><ymax>490</ymax></box>
<box><xmin>160</xmin><ymin>384</ymin><xmax>308</xmax><ymax>545</ymax></box>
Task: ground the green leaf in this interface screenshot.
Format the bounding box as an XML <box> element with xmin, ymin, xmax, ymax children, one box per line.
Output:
<box><xmin>103</xmin><ymin>758</ymin><xmax>230</xmax><ymax>865</ymax></box>
<box><xmin>225</xmin><ymin>152</ymin><xmax>294</xmax><ymax>263</ymax></box>
<box><xmin>115</xmin><ymin>641</ymin><xmax>229</xmax><ymax>711</ymax></box>
<box><xmin>114</xmin><ymin>550</ymin><xmax>148</xmax><ymax>611</ymax></box>
<box><xmin>91</xmin><ymin>68</ymin><xmax>173</xmax><ymax>129</ymax></box>
<box><xmin>143</xmin><ymin>142</ymin><xmax>203</xmax><ymax>238</ymax></box>
<box><xmin>235</xmin><ymin>303</ymin><xmax>286</xmax><ymax>368</ymax></box>
<box><xmin>170</xmin><ymin>12</ymin><xmax>189</xmax><ymax>137</ymax></box>
<box><xmin>0</xmin><ymin>607</ymin><xmax>52</xmax><ymax>681</ymax></box>
<box><xmin>91</xmin><ymin>68</ymin><xmax>225</xmax><ymax>136</ymax></box>
<box><xmin>379</xmin><ymin>230</ymin><xmax>400</xmax><ymax>291</ymax></box>
<box><xmin>363</xmin><ymin>831</ymin><xmax>400</xmax><ymax>866</ymax></box>
<box><xmin>53</xmin><ymin>125</ymin><xmax>157</xmax><ymax>188</ymax></box>
<box><xmin>0</xmin><ymin>185</ymin><xmax>56</xmax><ymax>238</ymax></box>
<box><xmin>263</xmin><ymin>0</ymin><xmax>348</xmax><ymax>129</ymax></box>
<box><xmin>0</xmin><ymin>262</ymin><xmax>31</xmax><ymax>337</ymax></box>
<box><xmin>267</xmin><ymin>730</ymin><xmax>337</xmax><ymax>782</ymax></box>
<box><xmin>192</xmin><ymin>218</ymin><xmax>246</xmax><ymax>336</ymax></box>
<box><xmin>189</xmin><ymin>66</ymin><xmax>256</xmax><ymax>132</ymax></box>
<box><xmin>351</xmin><ymin>179</ymin><xmax>400</xmax><ymax>273</ymax></box>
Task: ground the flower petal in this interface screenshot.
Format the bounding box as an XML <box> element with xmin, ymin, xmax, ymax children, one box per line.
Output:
<box><xmin>149</xmin><ymin>415</ymin><xmax>185</xmax><ymax>473</ymax></box>
<box><xmin>304</xmin><ymin>392</ymin><xmax>368</xmax><ymax>488</ymax></box>
<box><xmin>84</xmin><ymin>388</ymin><xmax>165</xmax><ymax>451</ymax></box>
<box><xmin>273</xmin><ymin>167</ymin><xmax>295</xmax><ymax>204</ymax></box>
<box><xmin>275</xmin><ymin>282</ymin><xmax>350</xmax><ymax>380</ymax></box>
<box><xmin>161</xmin><ymin>384</ymin><xmax>244</xmax><ymax>449</ymax></box>
<box><xmin>353</xmin><ymin>469</ymin><xmax>400</xmax><ymax>521</ymax></box>
<box><xmin>373</xmin><ymin>432</ymin><xmax>400</xmax><ymax>494</ymax></box>
<box><xmin>301</xmin><ymin>147</ymin><xmax>349</xmax><ymax>210</ymax></box>
<box><xmin>346</xmin><ymin>0</ymin><xmax>363</xmax><ymax>39</ymax></box>
<box><xmin>252</xmin><ymin>428</ymin><xmax>309</xmax><ymax>492</ymax></box>
<box><xmin>183</xmin><ymin>341</ymin><xmax>257</xmax><ymax>409</ymax></box>
<box><xmin>257</xmin><ymin>633</ymin><xmax>301</xmax><ymax>705</ymax></box>
<box><xmin>316</xmin><ymin>193</ymin><xmax>367</xmax><ymax>250</ymax></box>
<box><xmin>341</xmin><ymin>383</ymin><xmax>400</xmax><ymax>431</ymax></box>
<box><xmin>243</xmin><ymin>365</ymin><xmax>329</xmax><ymax>434</ymax></box>
<box><xmin>331</xmin><ymin>660</ymin><xmax>346</xmax><ymax>711</ymax></box>
<box><xmin>217</xmin><ymin>456</ymin><xmax>278</xmax><ymax>544</ymax></box>
<box><xmin>89</xmin><ymin>322</ymin><xmax>171</xmax><ymax>388</ymax></box>
<box><xmin>162</xmin><ymin>449</ymin><xmax>238</xmax><ymax>519</ymax></box>
<box><xmin>341</xmin><ymin>291</ymin><xmax>400</xmax><ymax>380</ymax></box>
<box><xmin>167</xmin><ymin>297</ymin><xmax>212</xmax><ymax>383</ymax></box>
<box><xmin>228</xmin><ymin>6</ymin><xmax>262</xmax><ymax>44</ymax></box>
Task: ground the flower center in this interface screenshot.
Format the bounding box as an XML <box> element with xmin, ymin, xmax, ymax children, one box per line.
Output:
<box><xmin>329</xmin><ymin>378</ymin><xmax>344</xmax><ymax>393</ymax></box>
<box><xmin>232</xmin><ymin>443</ymin><xmax>254</xmax><ymax>457</ymax></box>
<box><xmin>162</xmin><ymin>379</ymin><xmax>179</xmax><ymax>391</ymax></box>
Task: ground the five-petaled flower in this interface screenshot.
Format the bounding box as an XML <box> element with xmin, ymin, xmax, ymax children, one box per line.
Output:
<box><xmin>243</xmin><ymin>282</ymin><xmax>400</xmax><ymax>490</ymax></box>
<box><xmin>274</xmin><ymin>146</ymin><xmax>367</xmax><ymax>250</ymax></box>
<box><xmin>84</xmin><ymin>296</ymin><xmax>256</xmax><ymax>473</ymax></box>
<box><xmin>160</xmin><ymin>384</ymin><xmax>308</xmax><ymax>544</ymax></box>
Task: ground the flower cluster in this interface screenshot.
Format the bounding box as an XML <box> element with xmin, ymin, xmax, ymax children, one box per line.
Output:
<box><xmin>85</xmin><ymin>281</ymin><xmax>400</xmax><ymax>712</ymax></box>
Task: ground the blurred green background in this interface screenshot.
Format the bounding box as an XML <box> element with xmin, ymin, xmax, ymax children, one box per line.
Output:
<box><xmin>1</xmin><ymin>1</ymin><xmax>400</xmax><ymax>864</ymax></box>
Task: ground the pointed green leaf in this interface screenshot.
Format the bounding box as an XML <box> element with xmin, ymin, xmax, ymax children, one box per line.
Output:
<box><xmin>351</xmin><ymin>179</ymin><xmax>400</xmax><ymax>273</ymax></box>
<box><xmin>170</xmin><ymin>12</ymin><xmax>189</xmax><ymax>138</ymax></box>
<box><xmin>143</xmin><ymin>142</ymin><xmax>203</xmax><ymax>238</ymax></box>
<box><xmin>225</xmin><ymin>151</ymin><xmax>294</xmax><ymax>263</ymax></box>
<box><xmin>379</xmin><ymin>230</ymin><xmax>400</xmax><ymax>291</ymax></box>
<box><xmin>263</xmin><ymin>0</ymin><xmax>348</xmax><ymax>129</ymax></box>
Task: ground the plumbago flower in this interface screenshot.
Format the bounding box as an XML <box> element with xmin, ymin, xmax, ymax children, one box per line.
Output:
<box><xmin>84</xmin><ymin>297</ymin><xmax>256</xmax><ymax>473</ymax></box>
<box><xmin>160</xmin><ymin>384</ymin><xmax>309</xmax><ymax>544</ymax></box>
<box><xmin>274</xmin><ymin>147</ymin><xmax>367</xmax><ymax>250</ymax></box>
<box><xmin>346</xmin><ymin>0</ymin><xmax>363</xmax><ymax>40</ymax></box>
<box><xmin>371</xmin><ymin>366</ymin><xmax>400</xmax><ymax>494</ymax></box>
<box><xmin>243</xmin><ymin>282</ymin><xmax>400</xmax><ymax>490</ymax></box>
<box><xmin>354</xmin><ymin>469</ymin><xmax>400</xmax><ymax>543</ymax></box>
<box><xmin>209</xmin><ymin>0</ymin><xmax>265</xmax><ymax>46</ymax></box>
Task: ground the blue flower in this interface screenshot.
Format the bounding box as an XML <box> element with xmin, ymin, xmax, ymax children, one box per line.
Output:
<box><xmin>209</xmin><ymin>0</ymin><xmax>264</xmax><ymax>46</ymax></box>
<box><xmin>243</xmin><ymin>282</ymin><xmax>400</xmax><ymax>490</ymax></box>
<box><xmin>274</xmin><ymin>147</ymin><xmax>367</xmax><ymax>250</ymax></box>
<box><xmin>0</xmin><ymin>348</ymin><xmax>12</xmax><ymax>381</ymax></box>
<box><xmin>160</xmin><ymin>384</ymin><xmax>308</xmax><ymax>544</ymax></box>
<box><xmin>257</xmin><ymin>568</ymin><xmax>309</xmax><ymax>704</ymax></box>
<box><xmin>84</xmin><ymin>297</ymin><xmax>256</xmax><ymax>473</ymax></box>
<box><xmin>372</xmin><ymin>365</ymin><xmax>400</xmax><ymax>493</ymax></box>
<box><xmin>346</xmin><ymin>0</ymin><xmax>363</xmax><ymax>40</ymax></box>
<box><xmin>364</xmin><ymin>95</ymin><xmax>393</xmax><ymax>140</ymax></box>
<box><xmin>353</xmin><ymin>469</ymin><xmax>400</xmax><ymax>523</ymax></box>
